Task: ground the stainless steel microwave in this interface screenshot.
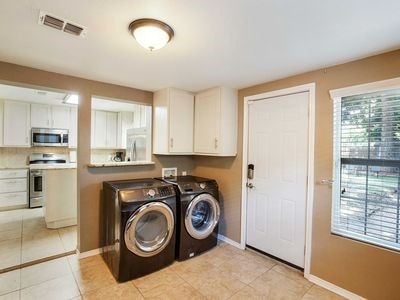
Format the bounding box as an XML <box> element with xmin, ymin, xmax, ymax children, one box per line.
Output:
<box><xmin>31</xmin><ymin>128</ymin><xmax>69</xmax><ymax>147</ymax></box>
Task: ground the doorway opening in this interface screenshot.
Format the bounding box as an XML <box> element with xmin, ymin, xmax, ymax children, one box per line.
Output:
<box><xmin>0</xmin><ymin>82</ymin><xmax>79</xmax><ymax>272</ymax></box>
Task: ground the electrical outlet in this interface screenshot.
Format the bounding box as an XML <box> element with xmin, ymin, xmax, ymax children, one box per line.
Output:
<box><xmin>162</xmin><ymin>167</ymin><xmax>177</xmax><ymax>178</ymax></box>
<box><xmin>182</xmin><ymin>171</ymin><xmax>187</xmax><ymax>176</ymax></box>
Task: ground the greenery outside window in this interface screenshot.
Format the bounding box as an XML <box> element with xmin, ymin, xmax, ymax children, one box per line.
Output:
<box><xmin>332</xmin><ymin>88</ymin><xmax>400</xmax><ymax>251</ymax></box>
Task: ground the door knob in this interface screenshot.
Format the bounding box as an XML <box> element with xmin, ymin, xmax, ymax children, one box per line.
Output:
<box><xmin>246</xmin><ymin>182</ymin><xmax>255</xmax><ymax>189</ymax></box>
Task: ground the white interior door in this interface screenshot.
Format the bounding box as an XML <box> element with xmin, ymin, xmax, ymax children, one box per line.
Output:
<box><xmin>246</xmin><ymin>92</ymin><xmax>309</xmax><ymax>268</ymax></box>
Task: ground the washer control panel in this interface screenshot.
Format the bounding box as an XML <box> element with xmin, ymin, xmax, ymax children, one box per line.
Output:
<box><xmin>119</xmin><ymin>185</ymin><xmax>175</xmax><ymax>203</ymax></box>
<box><xmin>147</xmin><ymin>189</ymin><xmax>156</xmax><ymax>198</ymax></box>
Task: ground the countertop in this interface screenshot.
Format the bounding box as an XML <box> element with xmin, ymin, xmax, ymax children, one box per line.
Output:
<box><xmin>29</xmin><ymin>163</ymin><xmax>77</xmax><ymax>170</ymax></box>
<box><xmin>87</xmin><ymin>161</ymin><xmax>155</xmax><ymax>168</ymax></box>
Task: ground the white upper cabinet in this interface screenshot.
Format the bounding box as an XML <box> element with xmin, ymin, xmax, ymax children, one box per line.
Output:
<box><xmin>51</xmin><ymin>106</ymin><xmax>70</xmax><ymax>128</ymax></box>
<box><xmin>31</xmin><ymin>104</ymin><xmax>70</xmax><ymax>129</ymax></box>
<box><xmin>91</xmin><ymin>110</ymin><xmax>118</xmax><ymax>149</ymax></box>
<box><xmin>194</xmin><ymin>87</ymin><xmax>237</xmax><ymax>156</ymax></box>
<box><xmin>153</xmin><ymin>88</ymin><xmax>194</xmax><ymax>154</ymax></box>
<box><xmin>3</xmin><ymin>101</ymin><xmax>31</xmax><ymax>147</ymax></box>
<box><xmin>30</xmin><ymin>104</ymin><xmax>50</xmax><ymax>128</ymax></box>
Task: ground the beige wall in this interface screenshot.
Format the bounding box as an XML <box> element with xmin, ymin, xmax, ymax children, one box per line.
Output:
<box><xmin>2</xmin><ymin>48</ymin><xmax>400</xmax><ymax>298</ymax></box>
<box><xmin>0</xmin><ymin>61</ymin><xmax>195</xmax><ymax>252</ymax></box>
<box><xmin>195</xmin><ymin>50</ymin><xmax>400</xmax><ymax>299</ymax></box>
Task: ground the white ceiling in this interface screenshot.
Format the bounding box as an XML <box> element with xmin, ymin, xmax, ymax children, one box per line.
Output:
<box><xmin>0</xmin><ymin>1</ymin><xmax>399</xmax><ymax>92</ymax></box>
<box><xmin>0</xmin><ymin>83</ymin><xmax>144</xmax><ymax>111</ymax></box>
<box><xmin>0</xmin><ymin>83</ymin><xmax>68</xmax><ymax>105</ymax></box>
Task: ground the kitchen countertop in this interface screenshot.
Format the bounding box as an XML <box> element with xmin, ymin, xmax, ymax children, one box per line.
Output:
<box><xmin>0</xmin><ymin>167</ymin><xmax>29</xmax><ymax>169</ymax></box>
<box><xmin>87</xmin><ymin>161</ymin><xmax>155</xmax><ymax>168</ymax></box>
<box><xmin>29</xmin><ymin>163</ymin><xmax>77</xmax><ymax>170</ymax></box>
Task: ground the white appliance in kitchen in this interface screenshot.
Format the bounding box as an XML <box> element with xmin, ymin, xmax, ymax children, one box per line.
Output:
<box><xmin>125</xmin><ymin>127</ymin><xmax>151</xmax><ymax>162</ymax></box>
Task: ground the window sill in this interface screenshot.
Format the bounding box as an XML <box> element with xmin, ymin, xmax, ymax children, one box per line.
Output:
<box><xmin>87</xmin><ymin>161</ymin><xmax>155</xmax><ymax>168</ymax></box>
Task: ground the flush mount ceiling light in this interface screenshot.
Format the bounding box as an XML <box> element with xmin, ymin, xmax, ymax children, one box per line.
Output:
<box><xmin>129</xmin><ymin>18</ymin><xmax>174</xmax><ymax>51</ymax></box>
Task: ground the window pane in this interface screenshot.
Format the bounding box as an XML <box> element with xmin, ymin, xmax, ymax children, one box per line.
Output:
<box><xmin>333</xmin><ymin>88</ymin><xmax>400</xmax><ymax>251</ymax></box>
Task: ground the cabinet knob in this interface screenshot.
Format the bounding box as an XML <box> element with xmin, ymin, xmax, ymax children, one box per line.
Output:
<box><xmin>214</xmin><ymin>138</ymin><xmax>218</xmax><ymax>149</ymax></box>
<box><xmin>170</xmin><ymin>138</ymin><xmax>174</xmax><ymax>148</ymax></box>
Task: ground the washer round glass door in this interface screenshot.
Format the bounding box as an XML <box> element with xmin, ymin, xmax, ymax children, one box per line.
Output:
<box><xmin>125</xmin><ymin>202</ymin><xmax>174</xmax><ymax>257</ymax></box>
<box><xmin>185</xmin><ymin>193</ymin><xmax>220</xmax><ymax>240</ymax></box>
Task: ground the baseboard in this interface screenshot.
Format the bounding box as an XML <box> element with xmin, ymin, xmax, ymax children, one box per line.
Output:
<box><xmin>307</xmin><ymin>274</ymin><xmax>366</xmax><ymax>300</ymax></box>
<box><xmin>77</xmin><ymin>247</ymin><xmax>102</xmax><ymax>259</ymax></box>
<box><xmin>217</xmin><ymin>234</ymin><xmax>244</xmax><ymax>249</ymax></box>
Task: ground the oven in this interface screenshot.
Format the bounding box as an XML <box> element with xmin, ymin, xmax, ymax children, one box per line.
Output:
<box><xmin>31</xmin><ymin>128</ymin><xmax>69</xmax><ymax>147</ymax></box>
<box><xmin>29</xmin><ymin>169</ymin><xmax>45</xmax><ymax>208</ymax></box>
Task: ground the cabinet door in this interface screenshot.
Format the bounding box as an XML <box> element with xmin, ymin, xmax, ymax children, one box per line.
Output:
<box><xmin>194</xmin><ymin>89</ymin><xmax>221</xmax><ymax>154</ymax></box>
<box><xmin>169</xmin><ymin>90</ymin><xmax>194</xmax><ymax>153</ymax></box>
<box><xmin>94</xmin><ymin>111</ymin><xmax>107</xmax><ymax>148</ymax></box>
<box><xmin>69</xmin><ymin>107</ymin><xmax>78</xmax><ymax>148</ymax></box>
<box><xmin>4</xmin><ymin>101</ymin><xmax>30</xmax><ymax>147</ymax></box>
<box><xmin>106</xmin><ymin>112</ymin><xmax>118</xmax><ymax>148</ymax></box>
<box><xmin>31</xmin><ymin>104</ymin><xmax>50</xmax><ymax>128</ymax></box>
<box><xmin>118</xmin><ymin>112</ymin><xmax>134</xmax><ymax>148</ymax></box>
<box><xmin>51</xmin><ymin>106</ymin><xmax>70</xmax><ymax>128</ymax></box>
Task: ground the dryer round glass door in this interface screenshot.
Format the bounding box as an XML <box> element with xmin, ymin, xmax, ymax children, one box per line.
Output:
<box><xmin>185</xmin><ymin>193</ymin><xmax>220</xmax><ymax>240</ymax></box>
<box><xmin>124</xmin><ymin>202</ymin><xmax>174</xmax><ymax>257</ymax></box>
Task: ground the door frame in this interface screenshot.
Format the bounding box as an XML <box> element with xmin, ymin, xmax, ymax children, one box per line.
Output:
<box><xmin>240</xmin><ymin>82</ymin><xmax>316</xmax><ymax>278</ymax></box>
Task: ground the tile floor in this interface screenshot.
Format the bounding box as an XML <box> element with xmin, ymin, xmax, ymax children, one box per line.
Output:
<box><xmin>0</xmin><ymin>242</ymin><xmax>344</xmax><ymax>300</ymax></box>
<box><xmin>0</xmin><ymin>208</ymin><xmax>77</xmax><ymax>270</ymax></box>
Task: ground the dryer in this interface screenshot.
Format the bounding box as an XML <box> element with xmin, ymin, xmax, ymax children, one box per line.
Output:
<box><xmin>156</xmin><ymin>176</ymin><xmax>220</xmax><ymax>261</ymax></box>
<box><xmin>102</xmin><ymin>179</ymin><xmax>176</xmax><ymax>282</ymax></box>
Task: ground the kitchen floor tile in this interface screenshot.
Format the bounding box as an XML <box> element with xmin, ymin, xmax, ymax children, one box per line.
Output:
<box><xmin>0</xmin><ymin>238</ymin><xmax>21</xmax><ymax>270</ymax></box>
<box><xmin>0</xmin><ymin>291</ymin><xmax>20</xmax><ymax>300</ymax></box>
<box><xmin>58</xmin><ymin>226</ymin><xmax>77</xmax><ymax>252</ymax></box>
<box><xmin>0</xmin><ymin>269</ymin><xmax>20</xmax><ymax>296</ymax></box>
<box><xmin>20</xmin><ymin>257</ymin><xmax>71</xmax><ymax>289</ymax></box>
<box><xmin>20</xmin><ymin>274</ymin><xmax>80</xmax><ymax>300</ymax></box>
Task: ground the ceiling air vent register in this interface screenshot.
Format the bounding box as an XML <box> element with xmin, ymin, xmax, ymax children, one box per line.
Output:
<box><xmin>38</xmin><ymin>11</ymin><xmax>86</xmax><ymax>37</ymax></box>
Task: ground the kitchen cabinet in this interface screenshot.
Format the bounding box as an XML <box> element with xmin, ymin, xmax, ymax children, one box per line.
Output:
<box><xmin>91</xmin><ymin>110</ymin><xmax>118</xmax><ymax>149</ymax></box>
<box><xmin>153</xmin><ymin>88</ymin><xmax>194</xmax><ymax>154</ymax></box>
<box><xmin>117</xmin><ymin>111</ymin><xmax>134</xmax><ymax>148</ymax></box>
<box><xmin>194</xmin><ymin>87</ymin><xmax>237</xmax><ymax>156</ymax></box>
<box><xmin>30</xmin><ymin>104</ymin><xmax>70</xmax><ymax>129</ymax></box>
<box><xmin>3</xmin><ymin>101</ymin><xmax>31</xmax><ymax>147</ymax></box>
<box><xmin>0</xmin><ymin>168</ymin><xmax>28</xmax><ymax>210</ymax></box>
<box><xmin>69</xmin><ymin>107</ymin><xmax>78</xmax><ymax>148</ymax></box>
<box><xmin>44</xmin><ymin>168</ymin><xmax>77</xmax><ymax>228</ymax></box>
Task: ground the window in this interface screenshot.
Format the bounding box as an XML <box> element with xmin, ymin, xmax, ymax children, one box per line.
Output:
<box><xmin>332</xmin><ymin>88</ymin><xmax>400</xmax><ymax>251</ymax></box>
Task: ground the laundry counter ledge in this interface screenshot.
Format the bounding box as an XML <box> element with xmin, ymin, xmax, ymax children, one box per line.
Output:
<box><xmin>87</xmin><ymin>161</ymin><xmax>155</xmax><ymax>167</ymax></box>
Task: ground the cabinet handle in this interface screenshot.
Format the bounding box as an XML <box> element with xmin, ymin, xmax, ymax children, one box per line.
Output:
<box><xmin>47</xmin><ymin>119</ymin><xmax>50</xmax><ymax>126</ymax></box>
<box><xmin>25</xmin><ymin>137</ymin><xmax>28</xmax><ymax>144</ymax></box>
<box><xmin>52</xmin><ymin>120</ymin><xmax>54</xmax><ymax>127</ymax></box>
<box><xmin>170</xmin><ymin>138</ymin><xmax>174</xmax><ymax>148</ymax></box>
<box><xmin>214</xmin><ymin>138</ymin><xmax>218</xmax><ymax>149</ymax></box>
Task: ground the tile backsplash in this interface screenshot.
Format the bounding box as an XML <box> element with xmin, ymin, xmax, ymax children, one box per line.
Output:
<box><xmin>0</xmin><ymin>147</ymin><xmax>70</xmax><ymax>168</ymax></box>
<box><xmin>90</xmin><ymin>149</ymin><xmax>126</xmax><ymax>163</ymax></box>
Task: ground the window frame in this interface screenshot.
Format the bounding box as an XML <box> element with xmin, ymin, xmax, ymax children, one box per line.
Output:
<box><xmin>330</xmin><ymin>77</ymin><xmax>400</xmax><ymax>252</ymax></box>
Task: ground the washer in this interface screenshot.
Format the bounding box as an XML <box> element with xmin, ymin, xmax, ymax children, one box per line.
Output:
<box><xmin>102</xmin><ymin>179</ymin><xmax>176</xmax><ymax>282</ymax></box>
<box><xmin>156</xmin><ymin>176</ymin><xmax>220</xmax><ymax>261</ymax></box>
